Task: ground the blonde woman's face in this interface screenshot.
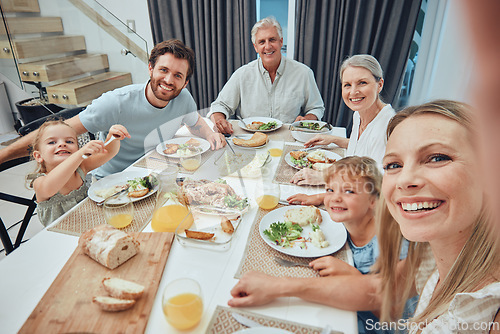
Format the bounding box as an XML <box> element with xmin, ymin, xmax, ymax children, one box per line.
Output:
<box><xmin>382</xmin><ymin>114</ymin><xmax>483</xmax><ymax>247</ymax></box>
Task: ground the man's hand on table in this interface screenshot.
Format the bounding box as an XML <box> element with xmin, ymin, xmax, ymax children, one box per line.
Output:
<box><xmin>206</xmin><ymin>132</ymin><xmax>227</xmax><ymax>150</ymax></box>
<box><xmin>294</xmin><ymin>114</ymin><xmax>318</xmax><ymax>122</ymax></box>
<box><xmin>228</xmin><ymin>271</ymin><xmax>283</xmax><ymax>307</ymax></box>
<box><xmin>211</xmin><ymin>112</ymin><xmax>233</xmax><ymax>135</ymax></box>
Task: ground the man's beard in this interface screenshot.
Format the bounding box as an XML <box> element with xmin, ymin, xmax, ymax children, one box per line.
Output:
<box><xmin>150</xmin><ymin>77</ymin><xmax>183</xmax><ymax>102</ymax></box>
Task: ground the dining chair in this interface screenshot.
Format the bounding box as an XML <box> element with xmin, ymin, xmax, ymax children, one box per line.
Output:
<box><xmin>0</xmin><ymin>157</ymin><xmax>37</xmax><ymax>255</ymax></box>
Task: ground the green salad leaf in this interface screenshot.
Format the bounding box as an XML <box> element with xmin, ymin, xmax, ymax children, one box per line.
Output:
<box><xmin>263</xmin><ymin>221</ymin><xmax>303</xmax><ymax>247</ymax></box>
<box><xmin>259</xmin><ymin>121</ymin><xmax>277</xmax><ymax>130</ymax></box>
<box><xmin>224</xmin><ymin>194</ymin><xmax>248</xmax><ymax>210</ymax></box>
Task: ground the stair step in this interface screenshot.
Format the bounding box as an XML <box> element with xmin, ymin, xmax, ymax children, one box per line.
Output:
<box><xmin>1</xmin><ymin>0</ymin><xmax>40</xmax><ymax>13</ymax></box>
<box><xmin>0</xmin><ymin>17</ymin><xmax>63</xmax><ymax>35</ymax></box>
<box><xmin>47</xmin><ymin>72</ymin><xmax>132</xmax><ymax>105</ymax></box>
<box><xmin>19</xmin><ymin>54</ymin><xmax>109</xmax><ymax>82</ymax></box>
<box><xmin>0</xmin><ymin>35</ymin><xmax>86</xmax><ymax>59</ymax></box>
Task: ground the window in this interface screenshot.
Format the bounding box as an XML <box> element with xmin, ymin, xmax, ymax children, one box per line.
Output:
<box><xmin>257</xmin><ymin>0</ymin><xmax>290</xmax><ymax>56</ymax></box>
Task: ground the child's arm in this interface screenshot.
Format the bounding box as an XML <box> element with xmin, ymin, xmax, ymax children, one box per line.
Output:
<box><xmin>80</xmin><ymin>124</ymin><xmax>129</xmax><ymax>173</ymax></box>
<box><xmin>33</xmin><ymin>140</ymin><xmax>106</xmax><ymax>201</ymax></box>
<box><xmin>287</xmin><ymin>192</ymin><xmax>326</xmax><ymax>206</ymax></box>
<box><xmin>309</xmin><ymin>255</ymin><xmax>362</xmax><ymax>277</ymax></box>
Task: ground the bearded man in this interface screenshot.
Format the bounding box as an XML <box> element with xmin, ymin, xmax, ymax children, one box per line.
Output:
<box><xmin>0</xmin><ymin>39</ymin><xmax>225</xmax><ymax>178</ymax></box>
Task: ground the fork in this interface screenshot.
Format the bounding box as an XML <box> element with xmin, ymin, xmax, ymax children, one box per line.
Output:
<box><xmin>274</xmin><ymin>257</ymin><xmax>310</xmax><ymax>268</ymax></box>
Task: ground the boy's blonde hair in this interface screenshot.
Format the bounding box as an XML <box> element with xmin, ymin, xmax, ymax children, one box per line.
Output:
<box><xmin>377</xmin><ymin>100</ymin><xmax>500</xmax><ymax>328</ymax></box>
<box><xmin>323</xmin><ymin>156</ymin><xmax>382</xmax><ymax>197</ymax></box>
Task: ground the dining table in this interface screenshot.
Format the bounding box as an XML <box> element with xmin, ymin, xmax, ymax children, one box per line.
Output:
<box><xmin>0</xmin><ymin>120</ymin><xmax>357</xmax><ymax>334</ymax></box>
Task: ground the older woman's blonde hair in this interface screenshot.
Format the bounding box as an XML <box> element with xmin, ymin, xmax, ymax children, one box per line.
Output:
<box><xmin>376</xmin><ymin>100</ymin><xmax>500</xmax><ymax>329</ymax></box>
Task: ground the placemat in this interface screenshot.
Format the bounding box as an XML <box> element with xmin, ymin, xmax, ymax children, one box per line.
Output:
<box><xmin>229</xmin><ymin>120</ymin><xmax>295</xmax><ymax>142</ymax></box>
<box><xmin>235</xmin><ymin>204</ymin><xmax>349</xmax><ymax>279</ymax></box>
<box><xmin>133</xmin><ymin>149</ymin><xmax>215</xmax><ymax>174</ymax></box>
<box><xmin>272</xmin><ymin>144</ymin><xmax>345</xmax><ymax>185</ymax></box>
<box><xmin>47</xmin><ymin>196</ymin><xmax>155</xmax><ymax>236</ymax></box>
<box><xmin>205</xmin><ymin>305</ymin><xmax>343</xmax><ymax>333</ymax></box>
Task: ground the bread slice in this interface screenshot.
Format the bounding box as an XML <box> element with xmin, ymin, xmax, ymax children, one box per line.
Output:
<box><xmin>163</xmin><ymin>143</ymin><xmax>179</xmax><ymax>154</ymax></box>
<box><xmin>246</xmin><ymin>121</ymin><xmax>264</xmax><ymax>130</ymax></box>
<box><xmin>232</xmin><ymin>132</ymin><xmax>268</xmax><ymax>147</ymax></box>
<box><xmin>93</xmin><ymin>296</ymin><xmax>136</xmax><ymax>312</ymax></box>
<box><xmin>79</xmin><ymin>225</ymin><xmax>140</xmax><ymax>269</ymax></box>
<box><xmin>102</xmin><ymin>277</ymin><xmax>145</xmax><ymax>300</ymax></box>
<box><xmin>290</xmin><ymin>151</ymin><xmax>307</xmax><ymax>160</ymax></box>
<box><xmin>284</xmin><ymin>206</ymin><xmax>322</xmax><ymax>227</ymax></box>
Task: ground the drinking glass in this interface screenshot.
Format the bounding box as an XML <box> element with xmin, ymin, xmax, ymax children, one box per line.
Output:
<box><xmin>255</xmin><ymin>180</ymin><xmax>280</xmax><ymax>210</ymax></box>
<box><xmin>180</xmin><ymin>147</ymin><xmax>202</xmax><ymax>171</ymax></box>
<box><xmin>103</xmin><ymin>196</ymin><xmax>134</xmax><ymax>228</ymax></box>
<box><xmin>162</xmin><ymin>278</ymin><xmax>203</xmax><ymax>330</ymax></box>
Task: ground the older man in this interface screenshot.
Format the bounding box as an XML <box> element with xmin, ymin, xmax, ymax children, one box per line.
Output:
<box><xmin>0</xmin><ymin>39</ymin><xmax>225</xmax><ymax>178</ymax></box>
<box><xmin>209</xmin><ymin>17</ymin><xmax>325</xmax><ymax>134</ymax></box>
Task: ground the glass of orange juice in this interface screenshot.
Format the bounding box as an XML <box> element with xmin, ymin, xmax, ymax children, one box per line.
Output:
<box><xmin>255</xmin><ymin>180</ymin><xmax>280</xmax><ymax>210</ymax></box>
<box><xmin>103</xmin><ymin>196</ymin><xmax>134</xmax><ymax>228</ymax></box>
<box><xmin>162</xmin><ymin>278</ymin><xmax>203</xmax><ymax>330</ymax></box>
<box><xmin>180</xmin><ymin>147</ymin><xmax>202</xmax><ymax>171</ymax></box>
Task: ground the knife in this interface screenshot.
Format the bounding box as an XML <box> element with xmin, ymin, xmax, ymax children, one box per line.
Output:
<box><xmin>232</xmin><ymin>312</ymin><xmax>263</xmax><ymax>328</ymax></box>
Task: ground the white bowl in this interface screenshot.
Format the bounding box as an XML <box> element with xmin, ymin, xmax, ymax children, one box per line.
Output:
<box><xmin>290</xmin><ymin>120</ymin><xmax>329</xmax><ymax>142</ymax></box>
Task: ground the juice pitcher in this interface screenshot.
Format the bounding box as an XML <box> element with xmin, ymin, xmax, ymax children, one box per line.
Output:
<box><xmin>151</xmin><ymin>165</ymin><xmax>194</xmax><ymax>232</ymax></box>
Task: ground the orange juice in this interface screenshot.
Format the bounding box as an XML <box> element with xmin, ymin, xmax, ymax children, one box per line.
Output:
<box><xmin>107</xmin><ymin>213</ymin><xmax>133</xmax><ymax>228</ymax></box>
<box><xmin>268</xmin><ymin>148</ymin><xmax>283</xmax><ymax>157</ymax></box>
<box><xmin>256</xmin><ymin>194</ymin><xmax>279</xmax><ymax>209</ymax></box>
<box><xmin>163</xmin><ymin>293</ymin><xmax>203</xmax><ymax>330</ymax></box>
<box><xmin>151</xmin><ymin>204</ymin><xmax>194</xmax><ymax>232</ymax></box>
<box><xmin>181</xmin><ymin>158</ymin><xmax>201</xmax><ymax>171</ymax></box>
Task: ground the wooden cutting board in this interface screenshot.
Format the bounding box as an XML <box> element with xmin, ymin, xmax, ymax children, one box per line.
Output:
<box><xmin>19</xmin><ymin>232</ymin><xmax>174</xmax><ymax>334</ymax></box>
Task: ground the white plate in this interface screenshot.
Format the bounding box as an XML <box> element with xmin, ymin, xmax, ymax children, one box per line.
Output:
<box><xmin>88</xmin><ymin>170</ymin><xmax>159</xmax><ymax>204</ymax></box>
<box><xmin>232</xmin><ymin>134</ymin><xmax>269</xmax><ymax>149</ymax></box>
<box><xmin>284</xmin><ymin>149</ymin><xmax>342</xmax><ymax>169</ymax></box>
<box><xmin>259</xmin><ymin>206</ymin><xmax>347</xmax><ymax>258</ymax></box>
<box><xmin>238</xmin><ymin>117</ymin><xmax>283</xmax><ymax>132</ymax></box>
<box><xmin>155</xmin><ymin>137</ymin><xmax>210</xmax><ymax>157</ymax></box>
<box><xmin>235</xmin><ymin>328</ymin><xmax>292</xmax><ymax>334</ymax></box>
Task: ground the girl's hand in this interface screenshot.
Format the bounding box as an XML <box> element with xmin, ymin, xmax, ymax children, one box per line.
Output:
<box><xmin>309</xmin><ymin>256</ymin><xmax>362</xmax><ymax>277</ymax></box>
<box><xmin>79</xmin><ymin>140</ymin><xmax>105</xmax><ymax>158</ymax></box>
<box><xmin>108</xmin><ymin>124</ymin><xmax>130</xmax><ymax>141</ymax></box>
<box><xmin>304</xmin><ymin>134</ymin><xmax>334</xmax><ymax>148</ymax></box>
<box><xmin>287</xmin><ymin>193</ymin><xmax>322</xmax><ymax>206</ymax></box>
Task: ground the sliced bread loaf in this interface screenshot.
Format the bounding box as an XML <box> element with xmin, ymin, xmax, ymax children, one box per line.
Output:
<box><xmin>102</xmin><ymin>277</ymin><xmax>145</xmax><ymax>300</ymax></box>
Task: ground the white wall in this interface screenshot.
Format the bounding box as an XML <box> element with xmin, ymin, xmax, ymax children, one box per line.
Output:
<box><xmin>410</xmin><ymin>0</ymin><xmax>475</xmax><ymax>105</ymax></box>
<box><xmin>96</xmin><ymin>0</ymin><xmax>154</xmax><ymax>52</ymax></box>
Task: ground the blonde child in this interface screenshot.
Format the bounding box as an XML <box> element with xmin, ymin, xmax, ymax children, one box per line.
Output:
<box><xmin>29</xmin><ymin>119</ymin><xmax>129</xmax><ymax>226</ymax></box>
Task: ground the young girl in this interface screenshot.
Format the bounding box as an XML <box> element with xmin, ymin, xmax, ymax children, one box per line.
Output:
<box><xmin>29</xmin><ymin>119</ymin><xmax>128</xmax><ymax>226</ymax></box>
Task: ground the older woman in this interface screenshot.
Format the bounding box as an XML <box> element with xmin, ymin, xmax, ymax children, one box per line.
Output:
<box><xmin>291</xmin><ymin>54</ymin><xmax>394</xmax><ymax>186</ymax></box>
<box><xmin>378</xmin><ymin>100</ymin><xmax>500</xmax><ymax>332</ymax></box>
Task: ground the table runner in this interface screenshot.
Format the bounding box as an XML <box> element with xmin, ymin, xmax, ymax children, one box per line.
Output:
<box><xmin>205</xmin><ymin>305</ymin><xmax>343</xmax><ymax>333</ymax></box>
<box><xmin>133</xmin><ymin>149</ymin><xmax>216</xmax><ymax>174</ymax></box>
<box><xmin>272</xmin><ymin>144</ymin><xmax>345</xmax><ymax>185</ymax></box>
<box><xmin>47</xmin><ymin>196</ymin><xmax>155</xmax><ymax>236</ymax></box>
<box><xmin>229</xmin><ymin>120</ymin><xmax>295</xmax><ymax>142</ymax></box>
<box><xmin>235</xmin><ymin>204</ymin><xmax>349</xmax><ymax>279</ymax></box>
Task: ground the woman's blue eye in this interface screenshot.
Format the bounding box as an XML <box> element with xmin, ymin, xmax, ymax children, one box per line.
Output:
<box><xmin>383</xmin><ymin>162</ymin><xmax>402</xmax><ymax>170</ymax></box>
<box><xmin>345</xmin><ymin>190</ymin><xmax>354</xmax><ymax>194</ymax></box>
<box><xmin>429</xmin><ymin>154</ymin><xmax>451</xmax><ymax>163</ymax></box>
<box><xmin>326</xmin><ymin>188</ymin><xmax>334</xmax><ymax>192</ymax></box>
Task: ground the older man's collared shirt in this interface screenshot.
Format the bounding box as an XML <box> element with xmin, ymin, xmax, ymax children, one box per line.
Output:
<box><xmin>208</xmin><ymin>55</ymin><xmax>324</xmax><ymax>123</ymax></box>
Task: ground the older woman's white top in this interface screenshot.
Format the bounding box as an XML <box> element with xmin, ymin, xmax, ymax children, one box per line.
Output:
<box><xmin>410</xmin><ymin>269</ymin><xmax>500</xmax><ymax>333</ymax></box>
<box><xmin>346</xmin><ymin>104</ymin><xmax>395</xmax><ymax>168</ymax></box>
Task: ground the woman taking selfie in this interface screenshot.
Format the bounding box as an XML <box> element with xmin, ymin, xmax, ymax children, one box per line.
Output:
<box><xmin>377</xmin><ymin>100</ymin><xmax>500</xmax><ymax>332</ymax></box>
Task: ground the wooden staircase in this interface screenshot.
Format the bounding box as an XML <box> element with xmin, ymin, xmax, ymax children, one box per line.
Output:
<box><xmin>0</xmin><ymin>0</ymin><xmax>133</xmax><ymax>106</ymax></box>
